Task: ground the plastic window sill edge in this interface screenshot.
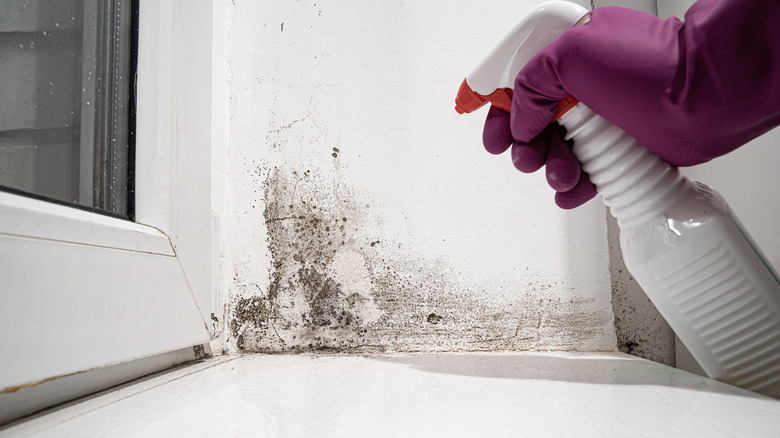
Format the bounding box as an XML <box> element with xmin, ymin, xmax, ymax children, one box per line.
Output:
<box><xmin>0</xmin><ymin>191</ymin><xmax>174</xmax><ymax>257</ymax></box>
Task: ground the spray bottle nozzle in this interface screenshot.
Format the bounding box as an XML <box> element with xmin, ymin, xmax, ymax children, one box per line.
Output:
<box><xmin>455</xmin><ymin>75</ymin><xmax>580</xmax><ymax>122</ymax></box>
<box><xmin>455</xmin><ymin>79</ymin><xmax>513</xmax><ymax>114</ymax></box>
<box><xmin>454</xmin><ymin>1</ymin><xmax>588</xmax><ymax>117</ymax></box>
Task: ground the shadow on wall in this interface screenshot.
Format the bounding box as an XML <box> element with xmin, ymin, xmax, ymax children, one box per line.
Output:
<box><xmin>372</xmin><ymin>352</ymin><xmax>765</xmax><ymax>399</ymax></box>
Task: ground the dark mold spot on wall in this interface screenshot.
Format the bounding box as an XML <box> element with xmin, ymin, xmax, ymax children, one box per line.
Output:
<box><xmin>193</xmin><ymin>344</ymin><xmax>208</xmax><ymax>360</ymax></box>
<box><xmin>622</xmin><ymin>340</ymin><xmax>640</xmax><ymax>355</ymax></box>
<box><xmin>228</xmin><ymin>166</ymin><xmax>613</xmax><ymax>353</ymax></box>
<box><xmin>426</xmin><ymin>313</ymin><xmax>442</xmax><ymax>324</ymax></box>
<box><xmin>607</xmin><ymin>211</ymin><xmax>675</xmax><ymax>366</ymax></box>
<box><xmin>230</xmin><ymin>166</ymin><xmax>383</xmax><ymax>352</ymax></box>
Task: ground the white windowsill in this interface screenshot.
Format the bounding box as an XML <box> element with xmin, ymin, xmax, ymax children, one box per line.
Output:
<box><xmin>4</xmin><ymin>352</ymin><xmax>780</xmax><ymax>436</ymax></box>
<box><xmin>0</xmin><ymin>191</ymin><xmax>174</xmax><ymax>256</ymax></box>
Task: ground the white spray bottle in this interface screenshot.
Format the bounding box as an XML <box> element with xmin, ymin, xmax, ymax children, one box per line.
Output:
<box><xmin>455</xmin><ymin>1</ymin><xmax>780</xmax><ymax>398</ymax></box>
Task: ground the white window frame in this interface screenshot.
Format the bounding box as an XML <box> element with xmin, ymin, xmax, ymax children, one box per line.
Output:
<box><xmin>0</xmin><ymin>0</ymin><xmax>215</xmax><ymax>422</ymax></box>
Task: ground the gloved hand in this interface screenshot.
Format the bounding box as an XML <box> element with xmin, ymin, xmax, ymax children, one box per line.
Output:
<box><xmin>484</xmin><ymin>0</ymin><xmax>780</xmax><ymax>209</ymax></box>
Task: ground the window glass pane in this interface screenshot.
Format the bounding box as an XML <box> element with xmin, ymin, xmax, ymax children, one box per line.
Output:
<box><xmin>0</xmin><ymin>0</ymin><xmax>134</xmax><ymax>218</ymax></box>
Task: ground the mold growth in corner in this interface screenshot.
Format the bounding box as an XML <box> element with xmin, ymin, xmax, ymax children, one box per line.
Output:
<box><xmin>228</xmin><ymin>165</ymin><xmax>614</xmax><ymax>353</ymax></box>
<box><xmin>606</xmin><ymin>211</ymin><xmax>675</xmax><ymax>366</ymax></box>
<box><xmin>230</xmin><ymin>165</ymin><xmax>383</xmax><ymax>352</ymax></box>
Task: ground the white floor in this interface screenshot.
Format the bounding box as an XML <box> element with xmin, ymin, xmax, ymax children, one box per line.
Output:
<box><xmin>3</xmin><ymin>352</ymin><xmax>780</xmax><ymax>437</ymax></box>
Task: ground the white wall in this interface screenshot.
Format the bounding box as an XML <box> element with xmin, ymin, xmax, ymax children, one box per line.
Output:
<box><xmin>593</xmin><ymin>0</ymin><xmax>656</xmax><ymax>14</ymax></box>
<box><xmin>218</xmin><ymin>0</ymin><xmax>616</xmax><ymax>353</ymax></box>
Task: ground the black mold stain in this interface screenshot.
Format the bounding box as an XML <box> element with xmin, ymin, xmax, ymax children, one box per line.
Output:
<box><xmin>231</xmin><ymin>296</ymin><xmax>276</xmax><ymax>350</ymax></box>
<box><xmin>229</xmin><ymin>165</ymin><xmax>614</xmax><ymax>354</ymax></box>
<box><xmin>192</xmin><ymin>345</ymin><xmax>208</xmax><ymax>360</ymax></box>
<box><xmin>623</xmin><ymin>340</ymin><xmax>640</xmax><ymax>355</ymax></box>
<box><xmin>230</xmin><ymin>166</ymin><xmax>379</xmax><ymax>352</ymax></box>
<box><xmin>607</xmin><ymin>211</ymin><xmax>675</xmax><ymax>366</ymax></box>
<box><xmin>426</xmin><ymin>313</ymin><xmax>443</xmax><ymax>324</ymax></box>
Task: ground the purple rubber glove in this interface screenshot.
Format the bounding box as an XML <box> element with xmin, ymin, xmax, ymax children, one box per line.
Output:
<box><xmin>485</xmin><ymin>0</ymin><xmax>780</xmax><ymax>209</ymax></box>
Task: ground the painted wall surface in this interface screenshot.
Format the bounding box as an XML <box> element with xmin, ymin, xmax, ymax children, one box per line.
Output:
<box><xmin>593</xmin><ymin>0</ymin><xmax>656</xmax><ymax>14</ymax></box>
<box><xmin>219</xmin><ymin>0</ymin><xmax>616</xmax><ymax>353</ymax></box>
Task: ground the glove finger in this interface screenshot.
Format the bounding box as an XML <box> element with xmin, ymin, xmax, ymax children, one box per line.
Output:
<box><xmin>545</xmin><ymin>127</ymin><xmax>581</xmax><ymax>192</ymax></box>
<box><xmin>482</xmin><ymin>106</ymin><xmax>513</xmax><ymax>155</ymax></box>
<box><xmin>510</xmin><ymin>126</ymin><xmax>552</xmax><ymax>173</ymax></box>
<box><xmin>554</xmin><ymin>171</ymin><xmax>597</xmax><ymax>209</ymax></box>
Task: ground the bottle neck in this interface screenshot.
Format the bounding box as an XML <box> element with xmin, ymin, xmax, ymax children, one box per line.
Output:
<box><xmin>559</xmin><ymin>104</ymin><xmax>687</xmax><ymax>227</ymax></box>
